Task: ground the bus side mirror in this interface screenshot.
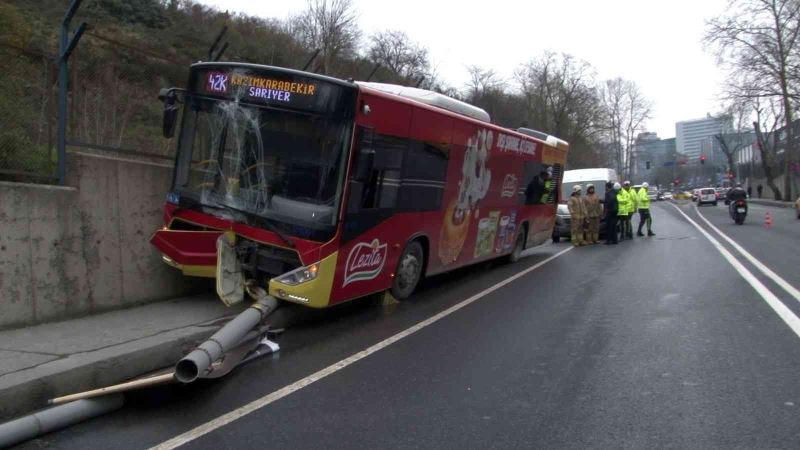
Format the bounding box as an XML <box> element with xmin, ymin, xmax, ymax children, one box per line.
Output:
<box><xmin>159</xmin><ymin>88</ymin><xmax>180</xmax><ymax>139</ymax></box>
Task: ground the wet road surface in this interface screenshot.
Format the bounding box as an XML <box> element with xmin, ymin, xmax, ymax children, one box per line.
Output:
<box><xmin>17</xmin><ymin>202</ymin><xmax>800</xmax><ymax>449</ymax></box>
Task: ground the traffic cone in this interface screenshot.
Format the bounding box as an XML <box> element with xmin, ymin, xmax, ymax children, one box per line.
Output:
<box><xmin>765</xmin><ymin>211</ymin><xmax>773</xmax><ymax>228</ymax></box>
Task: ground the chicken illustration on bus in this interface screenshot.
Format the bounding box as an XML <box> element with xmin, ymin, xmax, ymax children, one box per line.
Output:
<box><xmin>151</xmin><ymin>62</ymin><xmax>568</xmax><ymax>310</ymax></box>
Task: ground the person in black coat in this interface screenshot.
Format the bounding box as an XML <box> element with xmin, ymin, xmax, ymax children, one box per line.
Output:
<box><xmin>604</xmin><ymin>181</ymin><xmax>619</xmax><ymax>245</ymax></box>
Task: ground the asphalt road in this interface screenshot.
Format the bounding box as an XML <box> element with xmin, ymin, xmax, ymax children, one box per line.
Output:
<box><xmin>17</xmin><ymin>202</ymin><xmax>800</xmax><ymax>449</ymax></box>
<box><xmin>692</xmin><ymin>200</ymin><xmax>799</xmax><ymax>294</ymax></box>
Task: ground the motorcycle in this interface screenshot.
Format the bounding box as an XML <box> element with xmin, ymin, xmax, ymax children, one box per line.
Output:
<box><xmin>725</xmin><ymin>198</ymin><xmax>748</xmax><ymax>225</ymax></box>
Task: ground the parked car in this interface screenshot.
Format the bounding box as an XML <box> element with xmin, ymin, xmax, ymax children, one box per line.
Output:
<box><xmin>697</xmin><ymin>188</ymin><xmax>717</xmax><ymax>206</ymax></box>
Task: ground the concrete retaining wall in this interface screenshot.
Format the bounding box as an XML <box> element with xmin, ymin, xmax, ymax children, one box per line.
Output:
<box><xmin>0</xmin><ymin>152</ymin><xmax>203</xmax><ymax>330</ymax></box>
<box><xmin>744</xmin><ymin>174</ymin><xmax>799</xmax><ymax>201</ymax></box>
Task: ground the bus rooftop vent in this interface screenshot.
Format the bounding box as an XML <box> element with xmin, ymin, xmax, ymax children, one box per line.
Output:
<box><xmin>356</xmin><ymin>82</ymin><xmax>491</xmax><ymax>123</ymax></box>
<box><xmin>517</xmin><ymin>127</ymin><xmax>569</xmax><ymax>150</ymax></box>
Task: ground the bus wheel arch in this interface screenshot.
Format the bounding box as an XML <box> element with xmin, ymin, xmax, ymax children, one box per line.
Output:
<box><xmin>519</xmin><ymin>221</ymin><xmax>530</xmax><ymax>249</ymax></box>
<box><xmin>506</xmin><ymin>222</ymin><xmax>528</xmax><ymax>264</ymax></box>
<box><xmin>390</xmin><ymin>237</ymin><xmax>427</xmax><ymax>300</ymax></box>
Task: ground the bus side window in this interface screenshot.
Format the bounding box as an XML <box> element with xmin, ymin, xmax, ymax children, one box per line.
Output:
<box><xmin>397</xmin><ymin>141</ymin><xmax>448</xmax><ymax>211</ymax></box>
<box><xmin>522</xmin><ymin>162</ymin><xmax>544</xmax><ymax>205</ymax></box>
<box><xmin>521</xmin><ymin>162</ymin><xmax>561</xmax><ymax>205</ymax></box>
<box><xmin>348</xmin><ymin>128</ymin><xmax>406</xmax><ymax>212</ymax></box>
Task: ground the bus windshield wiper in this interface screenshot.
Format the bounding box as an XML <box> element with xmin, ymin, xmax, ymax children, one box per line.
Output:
<box><xmin>202</xmin><ymin>202</ymin><xmax>296</xmax><ymax>249</ymax></box>
<box><xmin>257</xmin><ymin>216</ymin><xmax>296</xmax><ymax>249</ymax></box>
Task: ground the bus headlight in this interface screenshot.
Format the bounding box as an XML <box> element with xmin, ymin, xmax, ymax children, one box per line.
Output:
<box><xmin>275</xmin><ymin>263</ymin><xmax>319</xmax><ymax>286</ymax></box>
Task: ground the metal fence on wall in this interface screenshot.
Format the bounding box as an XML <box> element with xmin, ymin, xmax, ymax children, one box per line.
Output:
<box><xmin>0</xmin><ymin>43</ymin><xmax>58</xmax><ymax>183</ymax></box>
<box><xmin>66</xmin><ymin>31</ymin><xmax>190</xmax><ymax>162</ymax></box>
<box><xmin>0</xmin><ymin>29</ymin><xmax>193</xmax><ymax>185</ymax></box>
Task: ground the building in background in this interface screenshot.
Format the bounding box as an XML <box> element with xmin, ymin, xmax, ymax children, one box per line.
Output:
<box><xmin>632</xmin><ymin>132</ymin><xmax>676</xmax><ymax>183</ymax></box>
<box><xmin>699</xmin><ymin>131</ymin><xmax>755</xmax><ymax>173</ymax></box>
<box><xmin>675</xmin><ymin>114</ymin><xmax>730</xmax><ymax>163</ymax></box>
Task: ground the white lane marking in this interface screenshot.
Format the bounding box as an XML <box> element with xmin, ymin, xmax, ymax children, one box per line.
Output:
<box><xmin>670</xmin><ymin>203</ymin><xmax>800</xmax><ymax>339</ymax></box>
<box><xmin>149</xmin><ymin>246</ymin><xmax>574</xmax><ymax>450</ymax></box>
<box><xmin>693</xmin><ymin>204</ymin><xmax>800</xmax><ymax>303</ymax></box>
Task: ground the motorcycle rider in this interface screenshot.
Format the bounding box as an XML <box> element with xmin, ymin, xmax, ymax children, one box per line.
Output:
<box><xmin>726</xmin><ymin>183</ymin><xmax>748</xmax><ymax>216</ymax></box>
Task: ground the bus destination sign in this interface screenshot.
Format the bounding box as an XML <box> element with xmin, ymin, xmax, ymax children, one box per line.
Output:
<box><xmin>197</xmin><ymin>69</ymin><xmax>332</xmax><ymax>112</ymax></box>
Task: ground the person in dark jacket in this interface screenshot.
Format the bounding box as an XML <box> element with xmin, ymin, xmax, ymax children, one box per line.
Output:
<box><xmin>604</xmin><ymin>181</ymin><xmax>619</xmax><ymax>245</ymax></box>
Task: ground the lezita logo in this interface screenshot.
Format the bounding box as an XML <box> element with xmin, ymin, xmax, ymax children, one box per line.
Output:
<box><xmin>343</xmin><ymin>239</ymin><xmax>388</xmax><ymax>286</ymax></box>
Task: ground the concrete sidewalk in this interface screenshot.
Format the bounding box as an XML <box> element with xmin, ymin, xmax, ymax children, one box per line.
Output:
<box><xmin>748</xmin><ymin>198</ymin><xmax>796</xmax><ymax>208</ymax></box>
<box><xmin>0</xmin><ymin>294</ymin><xmax>246</xmax><ymax>421</ymax></box>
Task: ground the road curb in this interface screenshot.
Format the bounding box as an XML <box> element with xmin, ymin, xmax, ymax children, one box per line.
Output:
<box><xmin>0</xmin><ymin>323</ymin><xmax>221</xmax><ymax>422</ymax></box>
<box><xmin>748</xmin><ymin>199</ymin><xmax>795</xmax><ymax>208</ymax></box>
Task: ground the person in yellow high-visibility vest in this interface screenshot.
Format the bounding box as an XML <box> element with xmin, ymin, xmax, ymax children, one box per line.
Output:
<box><xmin>636</xmin><ymin>182</ymin><xmax>655</xmax><ymax>236</ymax></box>
<box><xmin>622</xmin><ymin>181</ymin><xmax>636</xmax><ymax>239</ymax></box>
<box><xmin>616</xmin><ymin>182</ymin><xmax>631</xmax><ymax>241</ymax></box>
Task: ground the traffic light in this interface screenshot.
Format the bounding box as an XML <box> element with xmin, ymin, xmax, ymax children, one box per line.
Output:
<box><xmin>700</xmin><ymin>155</ymin><xmax>706</xmax><ymax>165</ymax></box>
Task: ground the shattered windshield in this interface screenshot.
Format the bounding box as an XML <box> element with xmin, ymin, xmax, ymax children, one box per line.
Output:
<box><xmin>173</xmin><ymin>95</ymin><xmax>351</xmax><ymax>230</ymax></box>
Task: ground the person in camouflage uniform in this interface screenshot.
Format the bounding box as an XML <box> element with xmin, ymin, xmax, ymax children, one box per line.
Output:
<box><xmin>583</xmin><ymin>183</ymin><xmax>602</xmax><ymax>244</ymax></box>
<box><xmin>568</xmin><ymin>184</ymin><xmax>587</xmax><ymax>246</ymax></box>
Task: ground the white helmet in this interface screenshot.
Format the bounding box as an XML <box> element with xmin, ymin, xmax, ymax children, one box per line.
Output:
<box><xmin>586</xmin><ymin>183</ymin><xmax>594</xmax><ymax>190</ymax></box>
<box><xmin>642</xmin><ymin>182</ymin><xmax>649</xmax><ymax>188</ymax></box>
<box><xmin>623</xmin><ymin>180</ymin><xmax>631</xmax><ymax>186</ymax></box>
<box><xmin>572</xmin><ymin>184</ymin><xmax>582</xmax><ymax>193</ymax></box>
<box><xmin>613</xmin><ymin>182</ymin><xmax>621</xmax><ymax>190</ymax></box>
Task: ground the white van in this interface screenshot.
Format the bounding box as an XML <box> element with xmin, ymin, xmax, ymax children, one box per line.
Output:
<box><xmin>554</xmin><ymin>168</ymin><xmax>619</xmax><ymax>242</ymax></box>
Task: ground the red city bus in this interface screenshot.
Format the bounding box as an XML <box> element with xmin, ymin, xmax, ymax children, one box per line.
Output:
<box><xmin>151</xmin><ymin>62</ymin><xmax>568</xmax><ymax>308</ymax></box>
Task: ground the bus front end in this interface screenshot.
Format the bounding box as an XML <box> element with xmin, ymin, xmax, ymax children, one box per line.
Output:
<box><xmin>151</xmin><ymin>62</ymin><xmax>357</xmax><ymax>308</ymax></box>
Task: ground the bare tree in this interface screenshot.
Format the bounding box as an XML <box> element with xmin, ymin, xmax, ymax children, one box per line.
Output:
<box><xmin>706</xmin><ymin>0</ymin><xmax>800</xmax><ymax>200</ymax></box>
<box><xmin>290</xmin><ymin>0</ymin><xmax>360</xmax><ymax>75</ymax></box>
<box><xmin>600</xmin><ymin>78</ymin><xmax>652</xmax><ymax>179</ymax></box>
<box><xmin>516</xmin><ymin>52</ymin><xmax>600</xmax><ymax>141</ymax></box>
<box><xmin>461</xmin><ymin>65</ymin><xmax>509</xmax><ymax>122</ymax></box>
<box><xmin>514</xmin><ymin>52</ymin><xmax>606</xmax><ymax>167</ymax></box>
<box><xmin>713</xmin><ymin>100</ymin><xmax>753</xmax><ymax>182</ymax></box>
<box><xmin>465</xmin><ymin>65</ymin><xmax>504</xmax><ymax>101</ymax></box>
<box><xmin>752</xmin><ymin>95</ymin><xmax>786</xmax><ymax>198</ymax></box>
<box><xmin>367</xmin><ymin>30</ymin><xmax>430</xmax><ymax>83</ymax></box>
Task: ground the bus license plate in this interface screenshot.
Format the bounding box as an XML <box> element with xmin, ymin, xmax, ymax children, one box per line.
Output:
<box><xmin>737</xmin><ymin>208</ymin><xmax>746</xmax><ymax>213</ymax></box>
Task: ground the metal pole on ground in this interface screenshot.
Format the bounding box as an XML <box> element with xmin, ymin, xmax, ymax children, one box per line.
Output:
<box><xmin>0</xmin><ymin>394</ymin><xmax>123</xmax><ymax>449</ymax></box>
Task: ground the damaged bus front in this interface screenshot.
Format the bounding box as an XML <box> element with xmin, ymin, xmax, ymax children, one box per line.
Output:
<box><xmin>151</xmin><ymin>62</ymin><xmax>357</xmax><ymax>307</ymax></box>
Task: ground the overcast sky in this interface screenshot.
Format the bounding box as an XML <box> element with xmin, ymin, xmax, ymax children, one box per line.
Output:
<box><xmin>201</xmin><ymin>0</ymin><xmax>729</xmax><ymax>139</ymax></box>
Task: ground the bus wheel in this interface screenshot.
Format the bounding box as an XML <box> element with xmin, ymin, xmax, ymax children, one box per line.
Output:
<box><xmin>391</xmin><ymin>240</ymin><xmax>424</xmax><ymax>300</ymax></box>
<box><xmin>507</xmin><ymin>232</ymin><xmax>525</xmax><ymax>263</ymax></box>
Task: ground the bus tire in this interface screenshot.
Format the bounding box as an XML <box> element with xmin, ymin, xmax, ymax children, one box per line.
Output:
<box><xmin>507</xmin><ymin>232</ymin><xmax>525</xmax><ymax>263</ymax></box>
<box><xmin>391</xmin><ymin>240</ymin><xmax>424</xmax><ymax>300</ymax></box>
